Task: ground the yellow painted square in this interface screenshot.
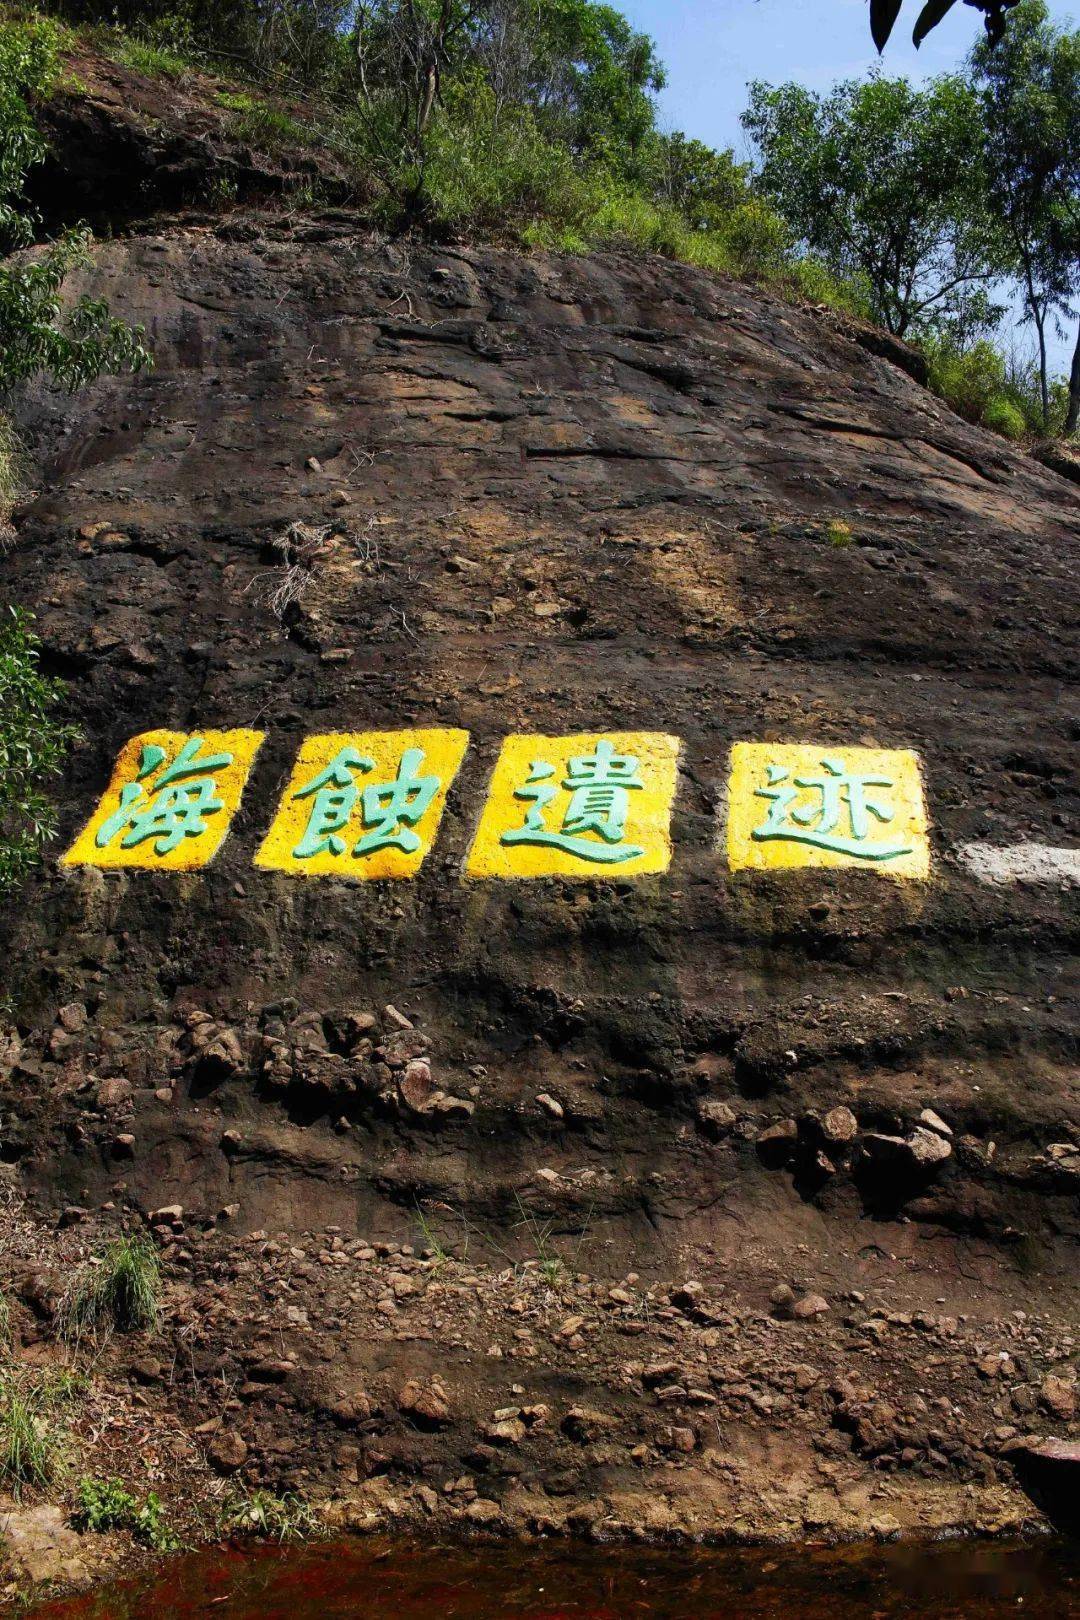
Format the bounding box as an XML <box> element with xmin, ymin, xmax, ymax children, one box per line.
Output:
<box><xmin>254</xmin><ymin>729</ymin><xmax>469</xmax><ymax>880</ymax></box>
<box><xmin>62</xmin><ymin>728</ymin><xmax>264</xmax><ymax>872</ymax></box>
<box><xmin>466</xmin><ymin>732</ymin><xmax>679</xmax><ymax>880</ymax></box>
<box><xmin>726</xmin><ymin>742</ymin><xmax>929</xmax><ymax>879</ymax></box>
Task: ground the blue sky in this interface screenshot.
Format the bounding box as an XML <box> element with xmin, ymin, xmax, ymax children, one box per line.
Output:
<box><xmin>620</xmin><ymin>0</ymin><xmax>1077</xmax><ymax>370</ymax></box>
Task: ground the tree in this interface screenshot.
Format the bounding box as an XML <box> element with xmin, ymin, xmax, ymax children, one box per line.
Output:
<box><xmin>643</xmin><ymin>133</ymin><xmax>753</xmax><ymax>232</ymax></box>
<box><xmin>347</xmin><ymin>0</ymin><xmax>664</xmax><ymax>217</ymax></box>
<box><xmin>969</xmin><ymin>0</ymin><xmax>1080</xmax><ymax>433</ymax></box>
<box><xmin>0</xmin><ymin>19</ymin><xmax>151</xmax><ymax>391</ymax></box>
<box><xmin>1</xmin><ymin>18</ymin><xmax>151</xmax><ymax>892</ymax></box>
<box><xmin>0</xmin><ymin>609</ymin><xmax>78</xmax><ymax>897</ymax></box>
<box><xmin>743</xmin><ymin>74</ymin><xmax>996</xmax><ymax>341</ymax></box>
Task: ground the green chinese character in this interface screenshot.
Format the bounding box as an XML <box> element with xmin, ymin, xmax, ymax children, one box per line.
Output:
<box><xmin>354</xmin><ymin>747</ymin><xmax>441</xmax><ymax>856</ymax></box>
<box><xmin>291</xmin><ymin>745</ymin><xmax>442</xmax><ymax>861</ymax></box>
<box><xmin>292</xmin><ymin>746</ymin><xmax>374</xmax><ymax>858</ymax></box>
<box><xmin>501</xmin><ymin>738</ymin><xmax>645</xmax><ymax>863</ymax></box>
<box><xmin>751</xmin><ymin>756</ymin><xmax>912</xmax><ymax>862</ymax></box>
<box><xmin>96</xmin><ymin>736</ymin><xmax>234</xmax><ymax>856</ymax></box>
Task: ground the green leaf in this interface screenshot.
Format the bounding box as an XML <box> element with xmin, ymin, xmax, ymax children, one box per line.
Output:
<box><xmin>913</xmin><ymin>0</ymin><xmax>960</xmax><ymax>48</ymax></box>
<box><xmin>870</xmin><ymin>0</ymin><xmax>904</xmax><ymax>52</ymax></box>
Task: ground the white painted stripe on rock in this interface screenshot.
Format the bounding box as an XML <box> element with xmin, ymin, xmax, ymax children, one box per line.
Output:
<box><xmin>958</xmin><ymin>843</ymin><xmax>1080</xmax><ymax>886</ymax></box>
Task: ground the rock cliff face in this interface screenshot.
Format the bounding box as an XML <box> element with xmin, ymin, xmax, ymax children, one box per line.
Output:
<box><xmin>0</xmin><ymin>49</ymin><xmax>1077</xmax><ymax>1573</ymax></box>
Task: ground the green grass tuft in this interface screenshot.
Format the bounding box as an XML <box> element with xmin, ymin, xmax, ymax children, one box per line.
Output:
<box><xmin>106</xmin><ymin>33</ymin><xmax>192</xmax><ymax>80</ymax></box>
<box><xmin>0</xmin><ymin>1375</ymin><xmax>68</xmax><ymax>1498</ymax></box>
<box><xmin>62</xmin><ymin>1232</ymin><xmax>162</xmax><ymax>1338</ymax></box>
<box><xmin>222</xmin><ymin>1490</ymin><xmax>318</xmax><ymax>1542</ymax></box>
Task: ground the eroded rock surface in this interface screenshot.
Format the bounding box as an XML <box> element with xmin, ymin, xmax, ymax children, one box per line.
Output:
<box><xmin>0</xmin><ymin>53</ymin><xmax>1077</xmax><ymax>1579</ymax></box>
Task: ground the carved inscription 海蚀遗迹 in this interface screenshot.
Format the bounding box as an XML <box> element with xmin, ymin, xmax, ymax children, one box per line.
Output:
<box><xmin>62</xmin><ymin>731</ymin><xmax>932</xmax><ymax>881</ymax></box>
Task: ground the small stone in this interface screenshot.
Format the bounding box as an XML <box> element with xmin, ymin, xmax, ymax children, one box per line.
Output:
<box><xmin>149</xmin><ymin>1204</ymin><xmax>183</xmax><ymax>1226</ymax></box>
<box><xmin>97</xmin><ymin>1077</ymin><xmax>134</xmax><ymax>1109</ymax></box>
<box><xmin>383</xmin><ymin>1004</ymin><xmax>414</xmax><ymax>1030</ymax></box>
<box><xmin>862</xmin><ymin>1130</ymin><xmax>951</xmax><ymax>1171</ymax></box>
<box><xmin>464</xmin><ymin>1498</ymin><xmax>503</xmax><ymax>1525</ymax></box>
<box><xmin>305</xmin><ymin>456</ymin><xmax>322</xmax><ymax>471</ymax></box>
<box><xmin>535</xmin><ymin>1093</ymin><xmax>564</xmax><ymax>1119</ymax></box>
<box><xmin>908</xmin><ymin>1126</ymin><xmax>953</xmax><ymax>1166</ymax></box>
<box><xmin>330</xmin><ymin>488</ymin><xmax>351</xmax><ymax>507</ymax></box>
<box><xmin>399</xmin><ymin>1059</ymin><xmax>432</xmax><ymax>1111</ymax></box>
<box><xmin>398</xmin><ymin>1379</ymin><xmax>452</xmax><ymax>1426</ymax></box>
<box><xmin>485</xmin><ymin>1417</ymin><xmax>526</xmax><ymax>1445</ymax></box>
<box><xmin>0</xmin><ymin>1505</ymin><xmax>89</xmax><ymax>1586</ymax></box>
<box><xmin>771</xmin><ymin>1284</ymin><xmax>797</xmax><ymax>1318</ymax></box>
<box><xmin>561</xmin><ymin>1407</ymin><xmax>618</xmax><ymax>1443</ymax></box>
<box><xmin>670</xmin><ymin>1281</ymin><xmax>703</xmax><ymax>1309</ymax></box>
<box><xmin>791</xmin><ymin>1293</ymin><xmax>830</xmax><ymax>1320</ymax></box>
<box><xmin>919</xmin><ymin>1108</ymin><xmax>953</xmax><ymax>1138</ymax></box>
<box><xmin>58</xmin><ymin>1002</ymin><xmax>87</xmax><ymax>1032</ymax></box>
<box><xmin>757</xmin><ymin>1119</ymin><xmax>798</xmax><ymax>1166</ymax></box>
<box><xmin>697</xmin><ymin>1099</ymin><xmax>737</xmax><ymax>1137</ymax></box>
<box><xmin>1040</xmin><ymin>1375</ymin><xmax>1077</xmax><ymax>1421</ymax></box>
<box><xmin>208</xmin><ymin>1431</ymin><xmax>248</xmax><ymax>1473</ymax></box>
<box><xmin>821</xmin><ymin>1106</ymin><xmax>858</xmax><ymax>1145</ymax></box>
<box><xmin>428</xmin><ymin>1092</ymin><xmax>474</xmax><ymax>1120</ymax></box>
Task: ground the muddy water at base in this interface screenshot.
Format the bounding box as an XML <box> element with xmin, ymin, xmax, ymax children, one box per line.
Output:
<box><xmin>17</xmin><ymin>1536</ymin><xmax>1080</xmax><ymax>1620</ymax></box>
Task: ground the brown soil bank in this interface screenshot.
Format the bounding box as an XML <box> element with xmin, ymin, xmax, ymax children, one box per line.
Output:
<box><xmin>0</xmin><ymin>51</ymin><xmax>1078</xmax><ymax>1599</ymax></box>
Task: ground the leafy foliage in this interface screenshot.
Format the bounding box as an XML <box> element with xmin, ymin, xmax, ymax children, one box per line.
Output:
<box><xmin>0</xmin><ymin>608</ymin><xmax>78</xmax><ymax>897</ymax></box>
<box><xmin>0</xmin><ymin>227</ymin><xmax>152</xmax><ymax>391</ymax></box>
<box><xmin>871</xmin><ymin>0</ymin><xmax>1020</xmax><ymax>52</ymax></box>
<box><xmin>0</xmin><ymin>18</ymin><xmax>151</xmax><ymax>899</ymax></box>
<box><xmin>0</xmin><ymin>18</ymin><xmax>151</xmax><ymax>387</ymax></box>
<box><xmin>743</xmin><ymin>73</ymin><xmax>994</xmax><ymax>340</ymax></box>
<box><xmin>969</xmin><ymin>0</ymin><xmax>1080</xmax><ymax>429</ymax></box>
<box><xmin>76</xmin><ymin>1476</ymin><xmax>181</xmax><ymax>1550</ymax></box>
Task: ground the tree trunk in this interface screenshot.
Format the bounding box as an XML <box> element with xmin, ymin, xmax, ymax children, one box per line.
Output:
<box><xmin>1066</xmin><ymin>319</ymin><xmax>1080</xmax><ymax>437</ymax></box>
<box><xmin>1033</xmin><ymin>306</ymin><xmax>1050</xmax><ymax>432</ymax></box>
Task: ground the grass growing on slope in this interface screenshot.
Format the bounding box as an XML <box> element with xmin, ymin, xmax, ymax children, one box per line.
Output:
<box><xmin>61</xmin><ymin>1232</ymin><xmax>162</xmax><ymax>1339</ymax></box>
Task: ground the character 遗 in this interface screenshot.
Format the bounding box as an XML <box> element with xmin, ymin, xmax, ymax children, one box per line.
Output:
<box><xmin>62</xmin><ymin>729</ymin><xmax>265</xmax><ymax>871</ymax></box>
<box><xmin>254</xmin><ymin>730</ymin><xmax>469</xmax><ymax>879</ymax></box>
<box><xmin>726</xmin><ymin>742</ymin><xmax>929</xmax><ymax>878</ymax></box>
<box><xmin>466</xmin><ymin>732</ymin><xmax>679</xmax><ymax>879</ymax></box>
